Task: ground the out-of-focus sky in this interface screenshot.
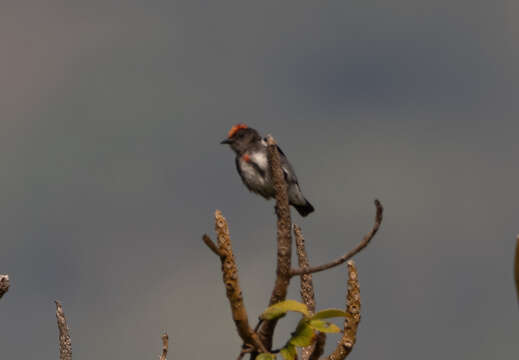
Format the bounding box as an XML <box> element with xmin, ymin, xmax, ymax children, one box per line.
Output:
<box><xmin>1</xmin><ymin>1</ymin><xmax>518</xmax><ymax>359</ymax></box>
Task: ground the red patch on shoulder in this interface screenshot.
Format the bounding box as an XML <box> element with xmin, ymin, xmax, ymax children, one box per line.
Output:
<box><xmin>228</xmin><ymin>124</ymin><xmax>248</xmax><ymax>138</ymax></box>
<box><xmin>242</xmin><ymin>153</ymin><xmax>251</xmax><ymax>162</ymax></box>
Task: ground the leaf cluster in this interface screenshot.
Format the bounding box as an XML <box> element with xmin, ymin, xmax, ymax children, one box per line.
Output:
<box><xmin>258</xmin><ymin>300</ymin><xmax>348</xmax><ymax>360</ymax></box>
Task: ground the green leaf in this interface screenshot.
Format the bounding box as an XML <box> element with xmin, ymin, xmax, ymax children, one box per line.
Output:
<box><xmin>312</xmin><ymin>309</ymin><xmax>348</xmax><ymax>320</ymax></box>
<box><xmin>289</xmin><ymin>321</ymin><xmax>315</xmax><ymax>347</ymax></box>
<box><xmin>280</xmin><ymin>344</ymin><xmax>297</xmax><ymax>360</ymax></box>
<box><xmin>308</xmin><ymin>319</ymin><xmax>341</xmax><ymax>333</ymax></box>
<box><xmin>257</xmin><ymin>353</ymin><xmax>276</xmax><ymax>360</ymax></box>
<box><xmin>260</xmin><ymin>300</ymin><xmax>310</xmax><ymax>320</ymax></box>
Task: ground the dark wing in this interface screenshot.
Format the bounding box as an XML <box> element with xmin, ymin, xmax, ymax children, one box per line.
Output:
<box><xmin>276</xmin><ymin>144</ymin><xmax>286</xmax><ymax>156</ymax></box>
<box><xmin>262</xmin><ymin>138</ymin><xmax>299</xmax><ymax>184</ymax></box>
<box><xmin>276</xmin><ymin>145</ymin><xmax>299</xmax><ymax>185</ymax></box>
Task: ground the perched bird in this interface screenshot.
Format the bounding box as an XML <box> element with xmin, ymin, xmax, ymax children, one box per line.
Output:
<box><xmin>221</xmin><ymin>124</ymin><xmax>314</xmax><ymax>217</ymax></box>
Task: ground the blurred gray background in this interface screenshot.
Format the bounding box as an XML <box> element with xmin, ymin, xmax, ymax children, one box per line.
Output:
<box><xmin>1</xmin><ymin>1</ymin><xmax>518</xmax><ymax>359</ymax></box>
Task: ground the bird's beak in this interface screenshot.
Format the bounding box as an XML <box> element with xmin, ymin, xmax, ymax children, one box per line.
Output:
<box><xmin>220</xmin><ymin>138</ymin><xmax>233</xmax><ymax>145</ymax></box>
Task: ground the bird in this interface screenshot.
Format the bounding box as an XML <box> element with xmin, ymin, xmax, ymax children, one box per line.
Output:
<box><xmin>220</xmin><ymin>124</ymin><xmax>314</xmax><ymax>217</ymax></box>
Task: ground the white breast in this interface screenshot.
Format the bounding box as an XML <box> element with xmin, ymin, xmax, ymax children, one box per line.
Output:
<box><xmin>239</xmin><ymin>159</ymin><xmax>266</xmax><ymax>187</ymax></box>
<box><xmin>250</xmin><ymin>151</ymin><xmax>268</xmax><ymax>172</ymax></box>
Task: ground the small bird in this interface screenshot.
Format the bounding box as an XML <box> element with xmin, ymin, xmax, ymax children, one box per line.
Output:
<box><xmin>221</xmin><ymin>124</ymin><xmax>314</xmax><ymax>217</ymax></box>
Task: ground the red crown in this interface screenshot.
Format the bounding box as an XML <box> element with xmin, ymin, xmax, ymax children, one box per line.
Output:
<box><xmin>227</xmin><ymin>124</ymin><xmax>248</xmax><ymax>138</ymax></box>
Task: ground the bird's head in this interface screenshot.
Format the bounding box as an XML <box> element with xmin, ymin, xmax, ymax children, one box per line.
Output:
<box><xmin>221</xmin><ymin>124</ymin><xmax>261</xmax><ymax>154</ymax></box>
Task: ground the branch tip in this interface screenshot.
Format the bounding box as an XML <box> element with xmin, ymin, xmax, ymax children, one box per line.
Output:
<box><xmin>0</xmin><ymin>275</ymin><xmax>9</xmax><ymax>299</ymax></box>
<box><xmin>324</xmin><ymin>261</ymin><xmax>361</xmax><ymax>360</ymax></box>
<box><xmin>266</xmin><ymin>134</ymin><xmax>276</xmax><ymax>146</ymax></box>
<box><xmin>160</xmin><ymin>332</ymin><xmax>169</xmax><ymax>360</ymax></box>
<box><xmin>209</xmin><ymin>210</ymin><xmax>267</xmax><ymax>354</ymax></box>
<box><xmin>374</xmin><ymin>198</ymin><xmax>383</xmax><ymax>223</ymax></box>
<box><xmin>203</xmin><ymin>234</ymin><xmax>222</xmax><ymax>256</ymax></box>
<box><xmin>290</xmin><ymin>199</ymin><xmax>383</xmax><ymax>277</ymax></box>
<box><xmin>294</xmin><ymin>225</ymin><xmax>319</xmax><ymax>360</ymax></box>
<box><xmin>55</xmin><ymin>300</ymin><xmax>72</xmax><ymax>360</ymax></box>
<box><xmin>515</xmin><ymin>235</ymin><xmax>519</xmax><ymax>305</ymax></box>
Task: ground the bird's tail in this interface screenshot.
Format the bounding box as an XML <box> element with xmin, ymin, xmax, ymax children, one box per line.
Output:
<box><xmin>293</xmin><ymin>199</ymin><xmax>315</xmax><ymax>217</ymax></box>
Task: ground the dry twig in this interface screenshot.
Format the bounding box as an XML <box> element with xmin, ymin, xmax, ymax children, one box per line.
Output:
<box><xmin>236</xmin><ymin>345</ymin><xmax>255</xmax><ymax>360</ymax></box>
<box><xmin>159</xmin><ymin>333</ymin><xmax>169</xmax><ymax>360</ymax></box>
<box><xmin>0</xmin><ymin>275</ymin><xmax>9</xmax><ymax>299</ymax></box>
<box><xmin>325</xmin><ymin>261</ymin><xmax>361</xmax><ymax>360</ymax></box>
<box><xmin>309</xmin><ymin>333</ymin><xmax>326</xmax><ymax>360</ymax></box>
<box><xmin>294</xmin><ymin>224</ymin><xmax>324</xmax><ymax>360</ymax></box>
<box><xmin>291</xmin><ymin>200</ymin><xmax>383</xmax><ymax>277</ymax></box>
<box><xmin>294</xmin><ymin>225</ymin><xmax>316</xmax><ymax>315</ymax></box>
<box><xmin>515</xmin><ymin>235</ymin><xmax>519</xmax><ymax>304</ymax></box>
<box><xmin>202</xmin><ymin>211</ymin><xmax>267</xmax><ymax>353</ymax></box>
<box><xmin>55</xmin><ymin>301</ymin><xmax>72</xmax><ymax>360</ymax></box>
<box><xmin>258</xmin><ymin>135</ymin><xmax>293</xmax><ymax>350</ymax></box>
<box><xmin>203</xmin><ymin>234</ymin><xmax>223</xmax><ymax>256</ymax></box>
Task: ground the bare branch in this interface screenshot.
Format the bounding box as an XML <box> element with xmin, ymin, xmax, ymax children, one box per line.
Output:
<box><xmin>294</xmin><ymin>224</ymin><xmax>322</xmax><ymax>360</ymax></box>
<box><xmin>159</xmin><ymin>333</ymin><xmax>169</xmax><ymax>360</ymax></box>
<box><xmin>515</xmin><ymin>235</ymin><xmax>519</xmax><ymax>305</ymax></box>
<box><xmin>0</xmin><ymin>275</ymin><xmax>9</xmax><ymax>299</ymax></box>
<box><xmin>253</xmin><ymin>319</ymin><xmax>264</xmax><ymax>333</ymax></box>
<box><xmin>236</xmin><ymin>345</ymin><xmax>254</xmax><ymax>360</ymax></box>
<box><xmin>55</xmin><ymin>301</ymin><xmax>72</xmax><ymax>360</ymax></box>
<box><xmin>324</xmin><ymin>261</ymin><xmax>361</xmax><ymax>360</ymax></box>
<box><xmin>309</xmin><ymin>333</ymin><xmax>326</xmax><ymax>360</ymax></box>
<box><xmin>294</xmin><ymin>225</ymin><xmax>316</xmax><ymax>314</ymax></box>
<box><xmin>258</xmin><ymin>135</ymin><xmax>293</xmax><ymax>350</ymax></box>
<box><xmin>203</xmin><ymin>234</ymin><xmax>223</xmax><ymax>256</ymax></box>
<box><xmin>205</xmin><ymin>210</ymin><xmax>267</xmax><ymax>353</ymax></box>
<box><xmin>291</xmin><ymin>199</ymin><xmax>383</xmax><ymax>277</ymax></box>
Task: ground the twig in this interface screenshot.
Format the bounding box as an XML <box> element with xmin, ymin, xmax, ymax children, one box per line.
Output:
<box><xmin>290</xmin><ymin>199</ymin><xmax>383</xmax><ymax>277</ymax></box>
<box><xmin>203</xmin><ymin>211</ymin><xmax>267</xmax><ymax>353</ymax></box>
<box><xmin>236</xmin><ymin>345</ymin><xmax>254</xmax><ymax>360</ymax></box>
<box><xmin>258</xmin><ymin>135</ymin><xmax>293</xmax><ymax>350</ymax></box>
<box><xmin>0</xmin><ymin>275</ymin><xmax>9</xmax><ymax>299</ymax></box>
<box><xmin>253</xmin><ymin>319</ymin><xmax>264</xmax><ymax>333</ymax></box>
<box><xmin>159</xmin><ymin>333</ymin><xmax>169</xmax><ymax>360</ymax></box>
<box><xmin>294</xmin><ymin>224</ymin><xmax>322</xmax><ymax>360</ymax></box>
<box><xmin>55</xmin><ymin>301</ymin><xmax>72</xmax><ymax>360</ymax></box>
<box><xmin>309</xmin><ymin>333</ymin><xmax>326</xmax><ymax>360</ymax></box>
<box><xmin>294</xmin><ymin>225</ymin><xmax>316</xmax><ymax>314</ymax></box>
<box><xmin>203</xmin><ymin>234</ymin><xmax>223</xmax><ymax>256</ymax></box>
<box><xmin>515</xmin><ymin>235</ymin><xmax>519</xmax><ymax>305</ymax></box>
<box><xmin>324</xmin><ymin>261</ymin><xmax>361</xmax><ymax>360</ymax></box>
